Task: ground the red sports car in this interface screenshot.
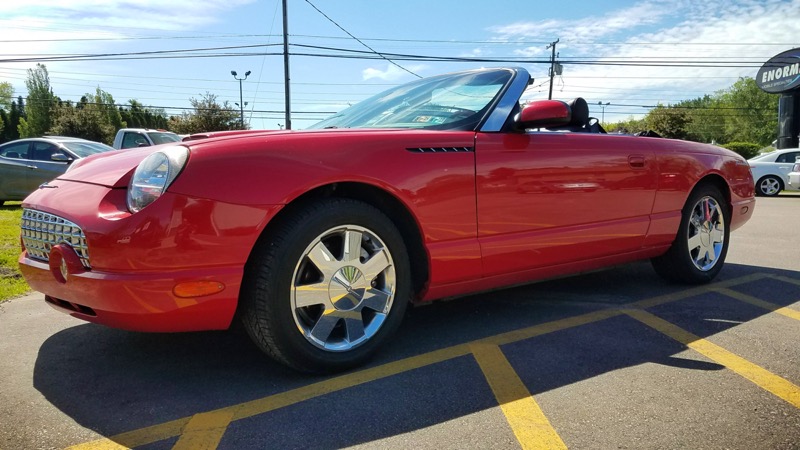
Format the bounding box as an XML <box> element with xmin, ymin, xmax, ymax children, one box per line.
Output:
<box><xmin>19</xmin><ymin>67</ymin><xmax>755</xmax><ymax>373</ymax></box>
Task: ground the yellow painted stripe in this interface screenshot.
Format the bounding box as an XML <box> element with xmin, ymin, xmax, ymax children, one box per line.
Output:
<box><xmin>769</xmin><ymin>274</ymin><xmax>800</xmax><ymax>287</ymax></box>
<box><xmin>714</xmin><ymin>287</ymin><xmax>800</xmax><ymax>321</ymax></box>
<box><xmin>68</xmin><ymin>273</ymin><xmax>768</xmax><ymax>449</ymax></box>
<box><xmin>624</xmin><ymin>309</ymin><xmax>800</xmax><ymax>409</ymax></box>
<box><xmin>67</xmin><ymin>419</ymin><xmax>188</xmax><ymax>450</ymax></box>
<box><xmin>631</xmin><ymin>272</ymin><xmax>767</xmax><ymax>309</ymax></box>
<box><xmin>66</xmin><ymin>439</ymin><xmax>131</xmax><ymax>450</ymax></box>
<box><xmin>472</xmin><ymin>344</ymin><xmax>567</xmax><ymax>450</ymax></box>
<box><xmin>171</xmin><ymin>410</ymin><xmax>234</xmax><ymax>450</ymax></box>
<box><xmin>69</xmin><ymin>309</ymin><xmax>617</xmax><ymax>449</ymax></box>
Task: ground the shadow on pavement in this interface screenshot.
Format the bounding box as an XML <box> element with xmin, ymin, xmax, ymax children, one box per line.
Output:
<box><xmin>32</xmin><ymin>261</ymin><xmax>800</xmax><ymax>448</ymax></box>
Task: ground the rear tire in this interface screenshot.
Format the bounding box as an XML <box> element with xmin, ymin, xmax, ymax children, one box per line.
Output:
<box><xmin>651</xmin><ymin>184</ymin><xmax>730</xmax><ymax>284</ymax></box>
<box><xmin>240</xmin><ymin>198</ymin><xmax>410</xmax><ymax>373</ymax></box>
<box><xmin>755</xmin><ymin>175</ymin><xmax>782</xmax><ymax>196</ymax></box>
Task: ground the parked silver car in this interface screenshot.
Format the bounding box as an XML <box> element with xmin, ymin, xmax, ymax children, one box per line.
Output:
<box><xmin>748</xmin><ymin>148</ymin><xmax>800</xmax><ymax>196</ymax></box>
<box><xmin>0</xmin><ymin>137</ymin><xmax>115</xmax><ymax>205</ymax></box>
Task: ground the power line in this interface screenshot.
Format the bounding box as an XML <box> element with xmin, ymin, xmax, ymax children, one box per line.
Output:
<box><xmin>302</xmin><ymin>0</ymin><xmax>421</xmax><ymax>78</ymax></box>
<box><xmin>0</xmin><ymin>26</ymin><xmax>795</xmax><ymax>47</ymax></box>
<box><xmin>0</xmin><ymin>41</ymin><xmax>778</xmax><ymax>68</ymax></box>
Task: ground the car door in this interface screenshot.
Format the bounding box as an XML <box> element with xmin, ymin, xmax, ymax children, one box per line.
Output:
<box><xmin>775</xmin><ymin>151</ymin><xmax>800</xmax><ymax>185</ymax></box>
<box><xmin>0</xmin><ymin>141</ymin><xmax>33</xmax><ymax>201</ymax></box>
<box><xmin>475</xmin><ymin>131</ymin><xmax>658</xmax><ymax>277</ymax></box>
<box><xmin>26</xmin><ymin>142</ymin><xmax>71</xmax><ymax>191</ymax></box>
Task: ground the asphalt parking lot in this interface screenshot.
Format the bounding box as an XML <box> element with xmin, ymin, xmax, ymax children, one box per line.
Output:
<box><xmin>2</xmin><ymin>194</ymin><xmax>799</xmax><ymax>450</ymax></box>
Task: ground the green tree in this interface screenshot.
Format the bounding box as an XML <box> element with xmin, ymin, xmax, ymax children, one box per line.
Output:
<box><xmin>717</xmin><ymin>77</ymin><xmax>778</xmax><ymax>146</ymax></box>
<box><xmin>0</xmin><ymin>97</ymin><xmax>24</xmax><ymax>143</ymax></box>
<box><xmin>645</xmin><ymin>105</ymin><xmax>692</xmax><ymax>139</ymax></box>
<box><xmin>0</xmin><ymin>82</ymin><xmax>13</xmax><ymax>111</ymax></box>
<box><xmin>50</xmin><ymin>88</ymin><xmax>124</xmax><ymax>145</ymax></box>
<box><xmin>119</xmin><ymin>99</ymin><xmax>169</xmax><ymax>129</ymax></box>
<box><xmin>608</xmin><ymin>76</ymin><xmax>779</xmax><ymax>145</ymax></box>
<box><xmin>18</xmin><ymin>64</ymin><xmax>57</xmax><ymax>138</ymax></box>
<box><xmin>605</xmin><ymin>116</ymin><xmax>647</xmax><ymax>134</ymax></box>
<box><xmin>93</xmin><ymin>88</ymin><xmax>124</xmax><ymax>132</ymax></box>
<box><xmin>168</xmin><ymin>92</ymin><xmax>243</xmax><ymax>134</ymax></box>
<box><xmin>721</xmin><ymin>142</ymin><xmax>761</xmax><ymax>159</ymax></box>
<box><xmin>677</xmin><ymin>95</ymin><xmax>726</xmax><ymax>144</ymax></box>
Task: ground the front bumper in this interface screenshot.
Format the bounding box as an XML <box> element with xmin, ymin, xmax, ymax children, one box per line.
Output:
<box><xmin>20</xmin><ymin>255</ymin><xmax>244</xmax><ymax>332</ymax></box>
<box><xmin>19</xmin><ymin>179</ymin><xmax>281</xmax><ymax>332</ymax></box>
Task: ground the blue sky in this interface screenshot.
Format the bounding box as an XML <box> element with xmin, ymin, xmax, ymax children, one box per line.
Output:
<box><xmin>1</xmin><ymin>0</ymin><xmax>799</xmax><ymax>129</ymax></box>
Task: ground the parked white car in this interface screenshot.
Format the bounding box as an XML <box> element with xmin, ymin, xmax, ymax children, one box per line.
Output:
<box><xmin>112</xmin><ymin>128</ymin><xmax>181</xmax><ymax>149</ymax></box>
<box><xmin>788</xmin><ymin>161</ymin><xmax>800</xmax><ymax>191</ymax></box>
<box><xmin>748</xmin><ymin>148</ymin><xmax>800</xmax><ymax>196</ymax></box>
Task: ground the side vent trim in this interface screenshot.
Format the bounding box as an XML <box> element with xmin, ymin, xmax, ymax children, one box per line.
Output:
<box><xmin>406</xmin><ymin>147</ymin><xmax>475</xmax><ymax>153</ymax></box>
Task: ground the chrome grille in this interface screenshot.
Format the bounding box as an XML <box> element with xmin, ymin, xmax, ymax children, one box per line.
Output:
<box><xmin>21</xmin><ymin>209</ymin><xmax>91</xmax><ymax>269</ymax></box>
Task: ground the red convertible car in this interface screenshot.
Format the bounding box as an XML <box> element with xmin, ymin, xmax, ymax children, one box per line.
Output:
<box><xmin>19</xmin><ymin>67</ymin><xmax>755</xmax><ymax>372</ymax></box>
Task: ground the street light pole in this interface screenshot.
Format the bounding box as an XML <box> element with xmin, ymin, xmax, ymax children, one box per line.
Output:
<box><xmin>231</xmin><ymin>70</ymin><xmax>251</xmax><ymax>128</ymax></box>
<box><xmin>597</xmin><ymin>101</ymin><xmax>610</xmax><ymax>123</ymax></box>
<box><xmin>282</xmin><ymin>0</ymin><xmax>292</xmax><ymax>130</ymax></box>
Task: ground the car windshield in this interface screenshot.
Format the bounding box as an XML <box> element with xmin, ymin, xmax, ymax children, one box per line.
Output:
<box><xmin>146</xmin><ymin>132</ymin><xmax>181</xmax><ymax>145</ymax></box>
<box><xmin>308</xmin><ymin>69</ymin><xmax>513</xmax><ymax>131</ymax></box>
<box><xmin>61</xmin><ymin>141</ymin><xmax>115</xmax><ymax>157</ymax></box>
<box><xmin>749</xmin><ymin>151</ymin><xmax>776</xmax><ymax>161</ymax></box>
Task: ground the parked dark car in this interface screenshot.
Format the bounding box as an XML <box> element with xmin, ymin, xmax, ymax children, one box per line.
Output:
<box><xmin>0</xmin><ymin>137</ymin><xmax>115</xmax><ymax>205</ymax></box>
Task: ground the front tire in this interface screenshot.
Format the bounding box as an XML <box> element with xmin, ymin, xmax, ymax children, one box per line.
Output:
<box><xmin>651</xmin><ymin>184</ymin><xmax>730</xmax><ymax>284</ymax></box>
<box><xmin>756</xmin><ymin>175</ymin><xmax>782</xmax><ymax>196</ymax></box>
<box><xmin>240</xmin><ymin>199</ymin><xmax>410</xmax><ymax>373</ymax></box>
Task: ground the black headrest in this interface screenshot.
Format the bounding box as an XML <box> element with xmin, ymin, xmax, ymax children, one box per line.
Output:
<box><xmin>568</xmin><ymin>98</ymin><xmax>589</xmax><ymax>127</ymax></box>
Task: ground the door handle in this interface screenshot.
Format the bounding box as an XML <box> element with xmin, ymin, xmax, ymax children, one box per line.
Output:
<box><xmin>26</xmin><ymin>165</ymin><xmax>38</xmax><ymax>169</ymax></box>
<box><xmin>628</xmin><ymin>155</ymin><xmax>646</xmax><ymax>168</ymax></box>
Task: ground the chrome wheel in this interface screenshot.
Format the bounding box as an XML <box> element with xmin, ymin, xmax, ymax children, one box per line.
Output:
<box><xmin>291</xmin><ymin>225</ymin><xmax>396</xmax><ymax>352</ymax></box>
<box><xmin>686</xmin><ymin>195</ymin><xmax>725</xmax><ymax>272</ymax></box>
<box><xmin>757</xmin><ymin>176</ymin><xmax>781</xmax><ymax>196</ymax></box>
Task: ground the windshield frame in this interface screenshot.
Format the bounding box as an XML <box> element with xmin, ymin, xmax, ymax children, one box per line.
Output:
<box><xmin>308</xmin><ymin>68</ymin><xmax>521</xmax><ymax>132</ymax></box>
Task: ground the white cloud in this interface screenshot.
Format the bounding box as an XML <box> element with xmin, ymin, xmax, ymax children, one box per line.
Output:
<box><xmin>0</xmin><ymin>0</ymin><xmax>257</xmax><ymax>59</ymax></box>
<box><xmin>362</xmin><ymin>63</ymin><xmax>427</xmax><ymax>81</ymax></box>
<box><xmin>460</xmin><ymin>48</ymin><xmax>486</xmax><ymax>58</ymax></box>
<box><xmin>0</xmin><ymin>1</ymin><xmax>254</xmax><ymax>31</ymax></box>
<box><xmin>489</xmin><ymin>1</ymin><xmax>675</xmax><ymax>44</ymax></box>
<box><xmin>492</xmin><ymin>0</ymin><xmax>800</xmax><ymax>122</ymax></box>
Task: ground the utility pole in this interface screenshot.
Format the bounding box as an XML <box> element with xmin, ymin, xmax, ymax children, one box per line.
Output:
<box><xmin>231</xmin><ymin>70</ymin><xmax>251</xmax><ymax>128</ymax></box>
<box><xmin>597</xmin><ymin>101</ymin><xmax>610</xmax><ymax>123</ymax></box>
<box><xmin>547</xmin><ymin>39</ymin><xmax>559</xmax><ymax>100</ymax></box>
<box><xmin>282</xmin><ymin>0</ymin><xmax>292</xmax><ymax>130</ymax></box>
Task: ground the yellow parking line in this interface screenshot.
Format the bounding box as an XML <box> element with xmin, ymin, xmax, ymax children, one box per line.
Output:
<box><xmin>68</xmin><ymin>273</ymin><xmax>768</xmax><ymax>449</ymax></box>
<box><xmin>69</xmin><ymin>309</ymin><xmax>618</xmax><ymax>449</ymax></box>
<box><xmin>624</xmin><ymin>309</ymin><xmax>800</xmax><ymax>409</ymax></box>
<box><xmin>713</xmin><ymin>287</ymin><xmax>800</xmax><ymax>321</ymax></box>
<box><xmin>769</xmin><ymin>274</ymin><xmax>800</xmax><ymax>287</ymax></box>
<box><xmin>67</xmin><ymin>419</ymin><xmax>188</xmax><ymax>450</ymax></box>
<box><xmin>631</xmin><ymin>272</ymin><xmax>768</xmax><ymax>309</ymax></box>
<box><xmin>172</xmin><ymin>410</ymin><xmax>234</xmax><ymax>450</ymax></box>
<box><xmin>472</xmin><ymin>344</ymin><xmax>567</xmax><ymax>450</ymax></box>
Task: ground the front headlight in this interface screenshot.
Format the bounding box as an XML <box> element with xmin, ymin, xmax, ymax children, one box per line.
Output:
<box><xmin>127</xmin><ymin>146</ymin><xmax>189</xmax><ymax>213</ymax></box>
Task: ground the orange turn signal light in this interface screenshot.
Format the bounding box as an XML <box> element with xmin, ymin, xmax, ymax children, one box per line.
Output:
<box><xmin>173</xmin><ymin>281</ymin><xmax>225</xmax><ymax>298</ymax></box>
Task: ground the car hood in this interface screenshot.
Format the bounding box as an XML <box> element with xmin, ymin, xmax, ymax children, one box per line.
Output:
<box><xmin>52</xmin><ymin>129</ymin><xmax>327</xmax><ymax>188</ymax></box>
<box><xmin>57</xmin><ymin>146</ymin><xmax>159</xmax><ymax>188</ymax></box>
